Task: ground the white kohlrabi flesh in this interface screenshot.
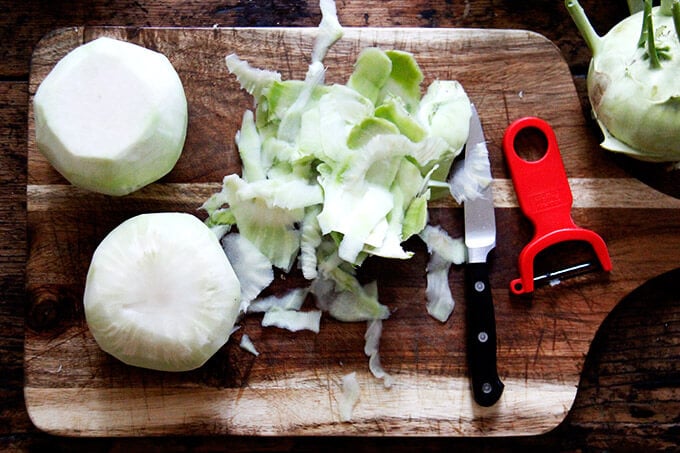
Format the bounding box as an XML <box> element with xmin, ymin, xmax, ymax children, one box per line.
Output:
<box><xmin>34</xmin><ymin>37</ymin><xmax>188</xmax><ymax>195</ymax></box>
<box><xmin>567</xmin><ymin>0</ymin><xmax>680</xmax><ymax>163</ymax></box>
<box><xmin>83</xmin><ymin>213</ymin><xmax>241</xmax><ymax>372</ymax></box>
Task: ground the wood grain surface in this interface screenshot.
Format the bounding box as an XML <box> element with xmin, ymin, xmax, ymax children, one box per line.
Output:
<box><xmin>3</xmin><ymin>1</ymin><xmax>679</xmax><ymax>451</ymax></box>
<box><xmin>23</xmin><ymin>25</ymin><xmax>680</xmax><ymax>438</ymax></box>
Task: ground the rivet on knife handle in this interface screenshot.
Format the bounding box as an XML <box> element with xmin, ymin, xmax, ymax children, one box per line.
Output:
<box><xmin>466</xmin><ymin>261</ymin><xmax>504</xmax><ymax>407</ymax></box>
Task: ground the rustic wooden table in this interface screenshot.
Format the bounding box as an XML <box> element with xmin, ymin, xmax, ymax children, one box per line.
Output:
<box><xmin>2</xmin><ymin>1</ymin><xmax>678</xmax><ymax>451</ymax></box>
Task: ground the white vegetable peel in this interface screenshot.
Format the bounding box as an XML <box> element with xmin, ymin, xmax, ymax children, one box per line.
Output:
<box><xmin>261</xmin><ymin>307</ymin><xmax>322</xmax><ymax>333</ymax></box>
<box><xmin>338</xmin><ymin>372</ymin><xmax>361</xmax><ymax>422</ymax></box>
<box><xmin>425</xmin><ymin>252</ymin><xmax>456</xmax><ymax>323</ymax></box>
<box><xmin>248</xmin><ymin>287</ymin><xmax>309</xmax><ymax>313</ymax></box>
<box><xmin>364</xmin><ymin>319</ymin><xmax>394</xmax><ymax>388</ymax></box>
<box><xmin>239</xmin><ymin>334</ymin><xmax>260</xmax><ymax>356</ymax></box>
<box><xmin>221</xmin><ymin>233</ymin><xmax>274</xmax><ymax>312</ymax></box>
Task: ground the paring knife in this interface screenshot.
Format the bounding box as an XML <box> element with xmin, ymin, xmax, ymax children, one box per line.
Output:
<box><xmin>463</xmin><ymin>105</ymin><xmax>504</xmax><ymax>407</ymax></box>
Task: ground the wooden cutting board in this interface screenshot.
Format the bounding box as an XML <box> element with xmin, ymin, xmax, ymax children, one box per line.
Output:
<box><xmin>25</xmin><ymin>26</ymin><xmax>680</xmax><ymax>437</ymax></box>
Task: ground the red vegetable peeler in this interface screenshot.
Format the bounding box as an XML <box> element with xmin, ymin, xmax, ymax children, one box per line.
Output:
<box><xmin>501</xmin><ymin>117</ymin><xmax>612</xmax><ymax>295</ymax></box>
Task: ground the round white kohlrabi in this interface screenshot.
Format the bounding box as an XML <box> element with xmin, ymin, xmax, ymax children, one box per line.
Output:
<box><xmin>34</xmin><ymin>36</ymin><xmax>188</xmax><ymax>195</ymax></box>
<box><xmin>567</xmin><ymin>0</ymin><xmax>680</xmax><ymax>162</ymax></box>
<box><xmin>84</xmin><ymin>212</ymin><xmax>241</xmax><ymax>372</ymax></box>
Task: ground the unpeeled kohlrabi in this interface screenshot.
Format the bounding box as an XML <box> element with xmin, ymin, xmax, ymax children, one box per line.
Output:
<box><xmin>566</xmin><ymin>0</ymin><xmax>680</xmax><ymax>163</ymax></box>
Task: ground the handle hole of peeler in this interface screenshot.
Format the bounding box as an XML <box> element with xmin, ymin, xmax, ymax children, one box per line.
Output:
<box><xmin>512</xmin><ymin>126</ymin><xmax>548</xmax><ymax>162</ymax></box>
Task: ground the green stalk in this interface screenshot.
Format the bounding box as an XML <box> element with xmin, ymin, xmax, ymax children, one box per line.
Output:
<box><xmin>565</xmin><ymin>0</ymin><xmax>602</xmax><ymax>55</ymax></box>
<box><xmin>661</xmin><ymin>0</ymin><xmax>675</xmax><ymax>15</ymax></box>
<box><xmin>628</xmin><ymin>0</ymin><xmax>644</xmax><ymax>14</ymax></box>
<box><xmin>647</xmin><ymin>22</ymin><xmax>662</xmax><ymax>68</ymax></box>
<box><xmin>673</xmin><ymin>1</ymin><xmax>680</xmax><ymax>42</ymax></box>
<box><xmin>637</xmin><ymin>0</ymin><xmax>665</xmax><ymax>68</ymax></box>
<box><xmin>638</xmin><ymin>0</ymin><xmax>652</xmax><ymax>47</ymax></box>
<box><xmin>645</xmin><ymin>0</ymin><xmax>662</xmax><ymax>68</ymax></box>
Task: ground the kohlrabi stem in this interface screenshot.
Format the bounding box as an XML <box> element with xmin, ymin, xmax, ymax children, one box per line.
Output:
<box><xmin>647</xmin><ymin>22</ymin><xmax>662</xmax><ymax>68</ymax></box>
<box><xmin>673</xmin><ymin>1</ymin><xmax>680</xmax><ymax>43</ymax></box>
<box><xmin>565</xmin><ymin>0</ymin><xmax>602</xmax><ymax>55</ymax></box>
<box><xmin>628</xmin><ymin>0</ymin><xmax>644</xmax><ymax>14</ymax></box>
<box><xmin>642</xmin><ymin>0</ymin><xmax>662</xmax><ymax>68</ymax></box>
<box><xmin>661</xmin><ymin>0</ymin><xmax>675</xmax><ymax>16</ymax></box>
<box><xmin>638</xmin><ymin>0</ymin><xmax>652</xmax><ymax>48</ymax></box>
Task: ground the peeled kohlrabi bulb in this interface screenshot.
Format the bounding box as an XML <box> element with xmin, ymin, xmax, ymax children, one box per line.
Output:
<box><xmin>84</xmin><ymin>212</ymin><xmax>241</xmax><ymax>372</ymax></box>
<box><xmin>34</xmin><ymin>37</ymin><xmax>188</xmax><ymax>195</ymax></box>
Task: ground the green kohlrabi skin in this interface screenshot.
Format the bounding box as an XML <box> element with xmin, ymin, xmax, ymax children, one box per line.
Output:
<box><xmin>567</xmin><ymin>0</ymin><xmax>680</xmax><ymax>162</ymax></box>
<box><xmin>205</xmin><ymin>0</ymin><xmax>476</xmax><ymax>332</ymax></box>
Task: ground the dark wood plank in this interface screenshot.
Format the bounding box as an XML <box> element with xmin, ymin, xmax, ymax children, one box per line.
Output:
<box><xmin>2</xmin><ymin>0</ymin><xmax>630</xmax><ymax>79</ymax></box>
<box><xmin>2</xmin><ymin>0</ymin><xmax>679</xmax><ymax>450</ymax></box>
<box><xmin>0</xmin><ymin>83</ymin><xmax>33</xmax><ymax>441</ymax></box>
<box><xmin>568</xmin><ymin>268</ymin><xmax>680</xmax><ymax>452</ymax></box>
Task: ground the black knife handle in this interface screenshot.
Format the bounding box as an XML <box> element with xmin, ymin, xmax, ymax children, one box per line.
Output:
<box><xmin>466</xmin><ymin>261</ymin><xmax>504</xmax><ymax>407</ymax></box>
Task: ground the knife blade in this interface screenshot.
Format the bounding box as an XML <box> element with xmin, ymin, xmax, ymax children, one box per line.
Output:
<box><xmin>463</xmin><ymin>105</ymin><xmax>504</xmax><ymax>407</ymax></box>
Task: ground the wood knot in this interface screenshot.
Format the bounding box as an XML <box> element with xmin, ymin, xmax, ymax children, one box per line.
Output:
<box><xmin>27</xmin><ymin>286</ymin><xmax>76</xmax><ymax>331</ymax></box>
